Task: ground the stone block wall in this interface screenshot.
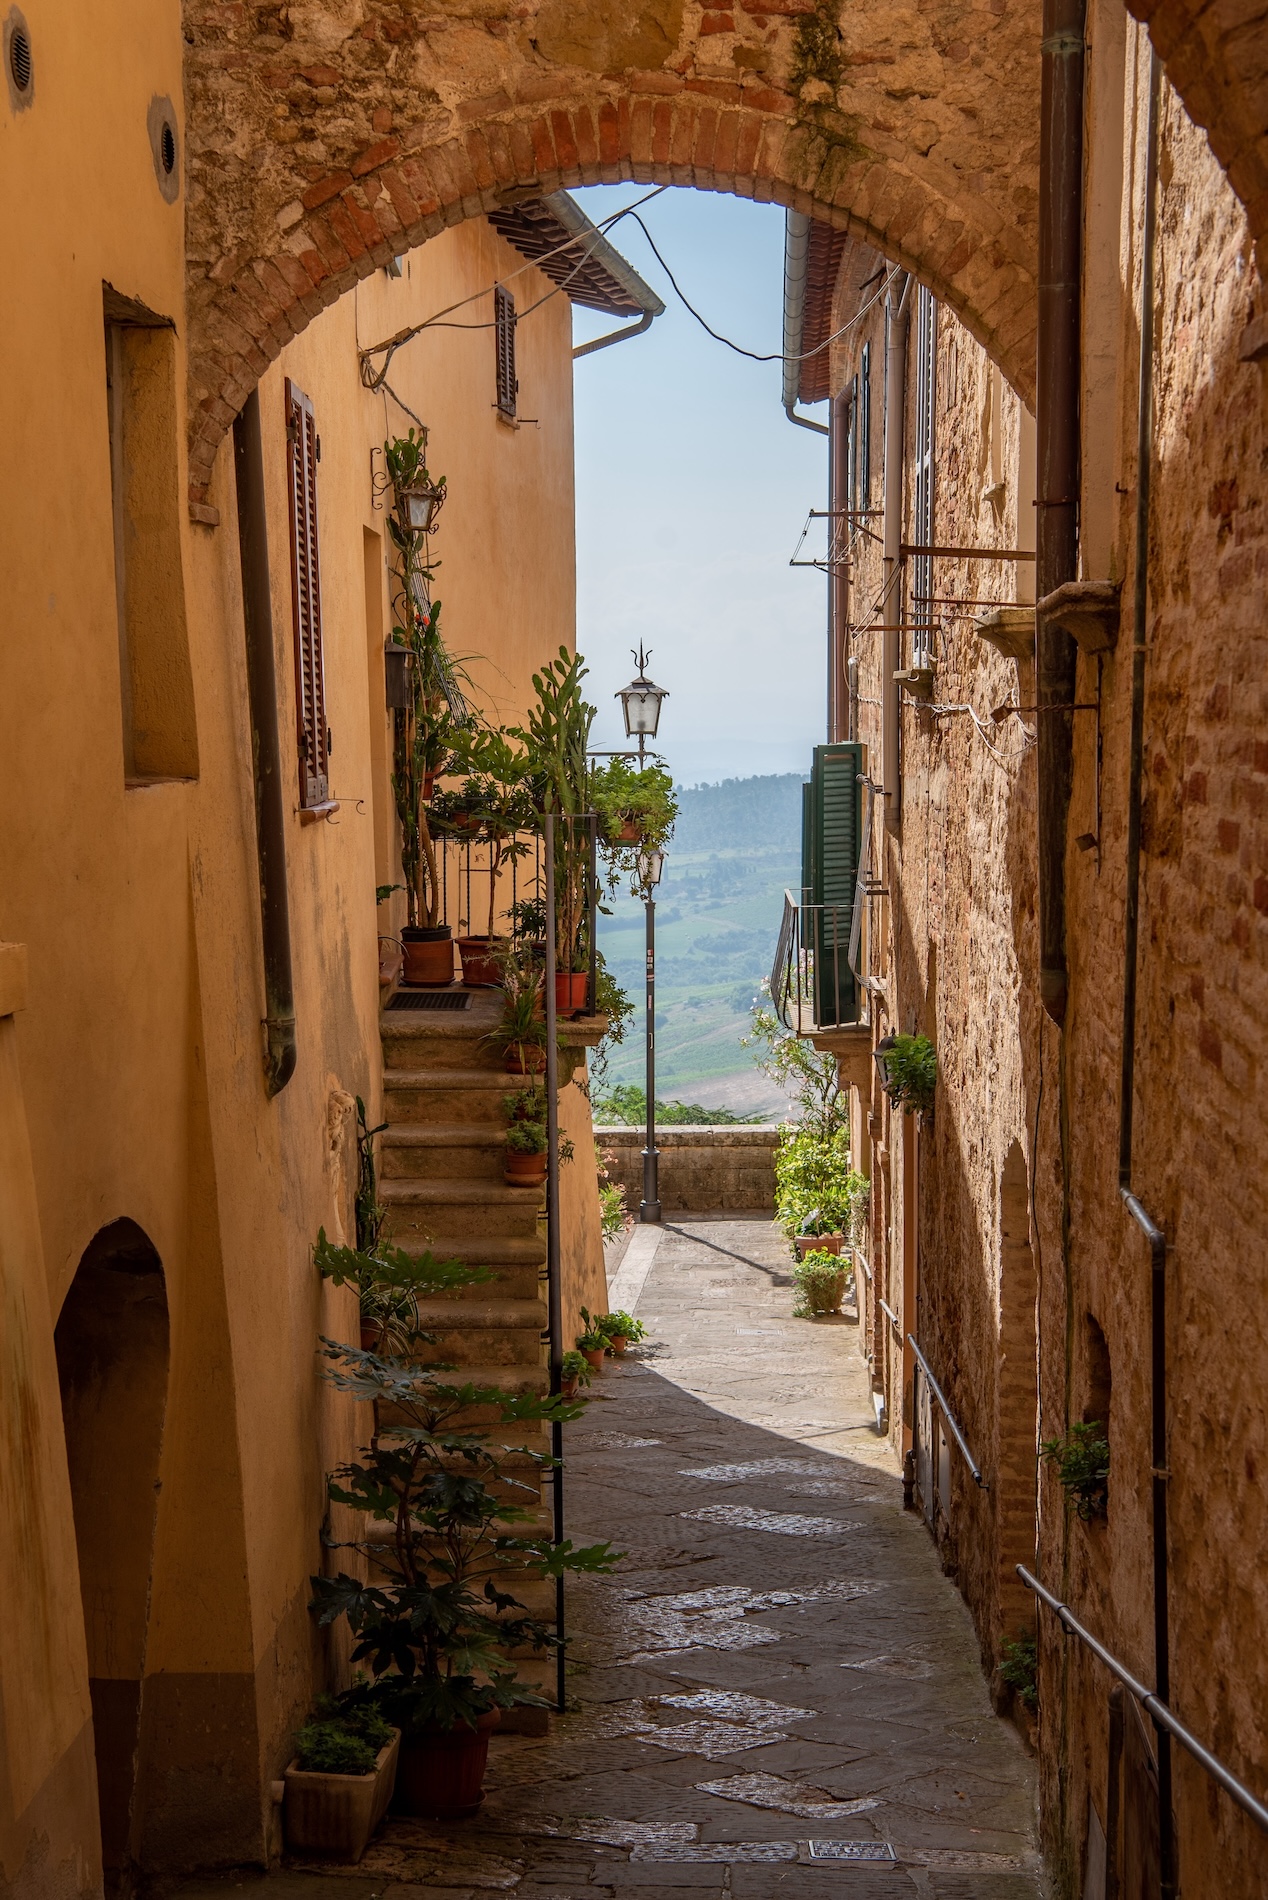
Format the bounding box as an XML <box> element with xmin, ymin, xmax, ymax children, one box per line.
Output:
<box><xmin>594</xmin><ymin>1126</ymin><xmax>779</xmax><ymax>1214</ymax></box>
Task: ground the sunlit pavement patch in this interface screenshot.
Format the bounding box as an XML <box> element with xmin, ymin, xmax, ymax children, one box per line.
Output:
<box><xmin>841</xmin><ymin>1653</ymin><xmax>938</xmax><ymax>1680</ymax></box>
<box><xmin>586</xmin><ymin>1432</ymin><xmax>663</xmax><ymax>1450</ymax></box>
<box><xmin>610</xmin><ymin>1578</ymin><xmax>881</xmax><ymax>1661</ymax></box>
<box><xmin>679</xmin><ymin>1503</ymin><xmax>860</xmax><ymax>1537</ymax></box>
<box><xmin>680</xmin><ymin>1457</ymin><xmax>842</xmax><ymax>1482</ymax></box>
<box><xmin>694</xmin><ymin>1772</ymin><xmax>880</xmax><ymax>1819</ymax></box>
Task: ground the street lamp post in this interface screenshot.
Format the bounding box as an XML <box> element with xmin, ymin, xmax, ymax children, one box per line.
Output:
<box><xmin>615</xmin><ymin>648</ymin><xmax>669</xmax><ymax>1224</ymax></box>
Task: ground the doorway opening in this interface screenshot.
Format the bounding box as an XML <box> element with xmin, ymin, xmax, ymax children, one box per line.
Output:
<box><xmin>55</xmin><ymin>1218</ymin><xmax>170</xmax><ymax>1894</ymax></box>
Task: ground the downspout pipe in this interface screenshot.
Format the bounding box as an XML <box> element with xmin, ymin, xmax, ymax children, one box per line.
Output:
<box><xmin>1035</xmin><ymin>0</ymin><xmax>1087</xmax><ymax>1025</ymax></box>
<box><xmin>1119</xmin><ymin>53</ymin><xmax>1173</xmax><ymax>1898</ymax></box>
<box><xmin>828</xmin><ymin>388</ymin><xmax>852</xmax><ymax>739</ymax></box>
<box><xmin>882</xmin><ymin>272</ymin><xmax>912</xmax><ymax>826</ymax></box>
<box><xmin>783</xmin><ymin>211</ymin><xmax>830</xmax><ymax>436</ymax></box>
<box><xmin>233</xmin><ymin>388</ymin><xmax>297</xmax><ymax>1099</ymax></box>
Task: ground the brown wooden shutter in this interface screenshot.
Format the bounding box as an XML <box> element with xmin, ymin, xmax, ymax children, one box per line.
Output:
<box><xmin>284</xmin><ymin>377</ymin><xmax>330</xmax><ymax>809</ymax></box>
<box><xmin>494</xmin><ymin>284</ymin><xmax>517</xmax><ymax>420</ymax></box>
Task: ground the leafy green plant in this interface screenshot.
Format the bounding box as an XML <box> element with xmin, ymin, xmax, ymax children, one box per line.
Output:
<box><xmin>877</xmin><ymin>1033</ymin><xmax>938</xmax><ymax>1114</ymax></box>
<box><xmin>592</xmin><ymin>1083</ymin><xmax>760</xmax><ymax>1126</ymax></box>
<box><xmin>560</xmin><ymin>1348</ymin><xmax>592</xmax><ymax>1388</ymax></box>
<box><xmin>592</xmin><ymin>759</ymin><xmax>678</xmax><ymax>894</ymax></box>
<box><xmin>743</xmin><ymin>999</ymin><xmax>849</xmax><ymax>1141</ymax></box>
<box><xmin>314</xmin><ymin>1230</ymin><xmax>488</xmax><ymax>1357</ymax></box>
<box><xmin>774</xmin><ymin>1124</ymin><xmax>867</xmax><ymax>1241</ymax></box>
<box><xmin>509</xmin><ymin>894</ymin><xmax>548</xmax><ymax>943</ymax></box>
<box><xmin>483</xmin><ymin>948</ymin><xmax>548</xmax><ymax>1069</ymax></box>
<box><xmin>438</xmin><ymin>727</ymin><xmax>538</xmax><ymax>938</ymax></box>
<box><xmin>598</xmin><ymin>1311</ymin><xmax>646</xmax><ymax>1344</ymax></box>
<box><xmin>596</xmin><ymin>1143</ymin><xmax>630</xmax><ymax>1241</ymax></box>
<box><xmin>1040</xmin><ymin>1421</ymin><xmax>1110</xmax><ymax>1520</ymax></box>
<box><xmin>791</xmin><ymin>1249</ymin><xmax>850</xmax><ymax>1317</ymax></box>
<box><xmin>293</xmin><ymin>1719</ymin><xmax>379</xmax><ymax>1776</ymax></box>
<box><xmin>576</xmin><ymin>1307</ymin><xmax>610</xmax><ymax>1352</ymax></box>
<box><xmin>311</xmin><ymin>1342</ymin><xmax>618</xmax><ymax>1735</ymax></box>
<box><xmin>999</xmin><ymin>1631</ymin><xmax>1039</xmax><ymax>1712</ymax></box>
<box><xmin>511</xmin><ymin>649</ymin><xmax>596</xmax><ymax>973</ymax></box>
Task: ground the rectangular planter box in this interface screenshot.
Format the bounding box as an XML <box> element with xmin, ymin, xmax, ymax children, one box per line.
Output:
<box><xmin>284</xmin><ymin>1730</ymin><xmax>400</xmax><ymax>1862</ymax></box>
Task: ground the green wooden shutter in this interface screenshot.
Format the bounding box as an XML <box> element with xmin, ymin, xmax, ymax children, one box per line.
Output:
<box><xmin>801</xmin><ymin>779</ymin><xmax>814</xmax><ymax>906</ymax></box>
<box><xmin>809</xmin><ymin>741</ymin><xmax>863</xmax><ymax>1025</ymax></box>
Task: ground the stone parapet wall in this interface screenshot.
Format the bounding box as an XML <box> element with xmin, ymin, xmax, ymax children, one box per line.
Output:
<box><xmin>595</xmin><ymin>1126</ymin><xmax>779</xmax><ymax>1214</ymax></box>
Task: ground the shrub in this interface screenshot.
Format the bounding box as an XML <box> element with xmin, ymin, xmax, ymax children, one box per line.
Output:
<box><xmin>774</xmin><ymin>1124</ymin><xmax>867</xmax><ymax>1239</ymax></box>
<box><xmin>596</xmin><ymin>1143</ymin><xmax>631</xmax><ymax>1241</ymax></box>
<box><xmin>999</xmin><ymin>1631</ymin><xmax>1038</xmax><ymax>1711</ymax></box>
<box><xmin>1040</xmin><ymin>1420</ymin><xmax>1109</xmax><ymax>1520</ymax></box>
<box><xmin>576</xmin><ymin>1306</ymin><xmax>610</xmax><ymax>1352</ymax></box>
<box><xmin>791</xmin><ymin>1250</ymin><xmax>849</xmax><ymax>1317</ymax></box>
<box><xmin>599</xmin><ymin>1311</ymin><xmax>646</xmax><ymax>1343</ymax></box>
<box><xmin>561</xmin><ymin>1348</ymin><xmax>592</xmax><ymax>1387</ymax></box>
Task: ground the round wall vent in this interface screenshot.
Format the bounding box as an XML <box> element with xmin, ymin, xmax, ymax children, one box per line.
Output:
<box><xmin>147</xmin><ymin>95</ymin><xmax>180</xmax><ymax>202</ymax></box>
<box><xmin>4</xmin><ymin>9</ymin><xmax>33</xmax><ymax>110</ymax></box>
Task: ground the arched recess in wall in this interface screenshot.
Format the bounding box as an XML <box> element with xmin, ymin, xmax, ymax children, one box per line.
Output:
<box><xmin>55</xmin><ymin>1218</ymin><xmax>170</xmax><ymax>1894</ymax></box>
<box><xmin>995</xmin><ymin>1141</ymin><xmax>1038</xmax><ymax>1658</ymax></box>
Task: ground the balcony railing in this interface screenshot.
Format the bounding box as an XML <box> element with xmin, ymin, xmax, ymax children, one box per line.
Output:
<box><xmin>770</xmin><ymin>890</ymin><xmax>861</xmax><ymax>1032</ymax></box>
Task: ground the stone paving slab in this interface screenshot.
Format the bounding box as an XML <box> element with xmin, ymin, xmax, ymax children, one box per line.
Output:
<box><xmin>168</xmin><ymin>1220</ymin><xmax>1046</xmax><ymax>1900</ymax></box>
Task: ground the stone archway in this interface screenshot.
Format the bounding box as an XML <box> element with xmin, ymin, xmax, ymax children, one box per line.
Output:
<box><xmin>183</xmin><ymin>0</ymin><xmax>1047</xmax><ymax>505</ymax></box>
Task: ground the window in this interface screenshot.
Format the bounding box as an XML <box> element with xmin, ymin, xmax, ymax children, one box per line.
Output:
<box><xmin>284</xmin><ymin>378</ymin><xmax>331</xmax><ymax>812</ymax></box>
<box><xmin>859</xmin><ymin>341</ymin><xmax>871</xmax><ymax>507</ymax></box>
<box><xmin>847</xmin><ymin>374</ymin><xmax>860</xmax><ymax>514</ymax></box>
<box><xmin>494</xmin><ymin>284</ymin><xmax>517</xmax><ymax>420</ymax></box>
<box><xmin>104</xmin><ymin>288</ymin><xmax>198</xmax><ymax>782</ymax></box>
<box><xmin>912</xmin><ymin>286</ymin><xmax>937</xmax><ymax>666</ymax></box>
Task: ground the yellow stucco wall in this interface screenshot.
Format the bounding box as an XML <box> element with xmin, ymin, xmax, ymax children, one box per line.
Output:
<box><xmin>0</xmin><ymin>5</ymin><xmax>598</xmax><ymax>1882</ymax></box>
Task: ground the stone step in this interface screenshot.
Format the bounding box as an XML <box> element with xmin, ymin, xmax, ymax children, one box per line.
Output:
<box><xmin>414</xmin><ymin>1298</ymin><xmax>548</xmax><ymax>1369</ymax></box>
<box><xmin>381</xmin><ymin>1123</ymin><xmax>508</xmax><ymax>1182</ymax></box>
<box><xmin>380</xmin><ymin>995</ymin><xmax>508</xmax><ymax>1075</ymax></box>
<box><xmin>384</xmin><ymin>1067</ymin><xmax>523</xmax><ymax>1123</ymax></box>
<box><xmin>381</xmin><ymin>1178</ymin><xmax>544</xmax><ymax>1240</ymax></box>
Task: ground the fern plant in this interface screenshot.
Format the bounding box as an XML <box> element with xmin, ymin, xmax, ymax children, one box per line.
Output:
<box><xmin>1040</xmin><ymin>1420</ymin><xmax>1110</xmax><ymax>1520</ymax></box>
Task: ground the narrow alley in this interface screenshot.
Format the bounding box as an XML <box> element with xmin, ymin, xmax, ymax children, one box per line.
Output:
<box><xmin>260</xmin><ymin>1222</ymin><xmax>1041</xmax><ymax>1900</ymax></box>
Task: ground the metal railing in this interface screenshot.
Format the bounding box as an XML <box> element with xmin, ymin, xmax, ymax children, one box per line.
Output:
<box><xmin>907</xmin><ymin>1334</ymin><xmax>987</xmax><ymax>1489</ymax></box>
<box><xmin>1018</xmin><ymin>1566</ymin><xmax>1268</xmax><ymax>1837</ymax></box>
<box><xmin>770</xmin><ymin>890</ymin><xmax>859</xmax><ymax>1031</ymax></box>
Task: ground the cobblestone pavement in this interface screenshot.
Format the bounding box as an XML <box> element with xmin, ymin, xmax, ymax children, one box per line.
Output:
<box><xmin>240</xmin><ymin>1218</ymin><xmax>1045</xmax><ymax>1900</ymax></box>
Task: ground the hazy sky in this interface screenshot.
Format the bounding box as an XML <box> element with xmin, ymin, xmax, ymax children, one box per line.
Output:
<box><xmin>568</xmin><ymin>186</ymin><xmax>828</xmax><ymax>787</ymax></box>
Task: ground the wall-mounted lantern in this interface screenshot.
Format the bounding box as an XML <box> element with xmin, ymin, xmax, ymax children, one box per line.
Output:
<box><xmin>396</xmin><ymin>475</ymin><xmax>446</xmax><ymax>535</ymax></box>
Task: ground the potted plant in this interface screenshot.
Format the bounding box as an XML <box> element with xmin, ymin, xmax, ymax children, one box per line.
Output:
<box><xmin>385</xmin><ymin>432</ymin><xmax>472</xmax><ymax>986</ymax></box>
<box><xmin>559</xmin><ymin>1348</ymin><xmax>592</xmax><ymax>1400</ymax></box>
<box><xmin>598</xmin><ymin>1310</ymin><xmax>646</xmax><ymax>1355</ymax></box>
<box><xmin>446</xmin><ymin>731</ymin><xmax>538</xmax><ymax>986</ymax></box>
<box><xmin>592</xmin><ymin>759</ymin><xmax>678</xmax><ymax>860</ymax></box>
<box><xmin>513</xmin><ymin>649</ymin><xmax>596</xmax><ymax>1014</ymax></box>
<box><xmin>791</xmin><ymin>1249</ymin><xmax>850</xmax><ymax>1318</ymax></box>
<box><xmin>283</xmin><ymin>1704</ymin><xmax>399</xmax><ymax>1861</ymax></box>
<box><xmin>793</xmin><ymin>1212</ymin><xmax>843</xmax><ymax>1260</ymax></box>
<box><xmin>575</xmin><ymin>1307</ymin><xmax>610</xmax><ymax>1371</ymax></box>
<box><xmin>485</xmin><ymin>950</ymin><xmax>548</xmax><ymax>1074</ymax></box>
<box><xmin>309</xmin><ymin>1341</ymin><xmax>617</xmax><ymax>1819</ymax></box>
<box><xmin>502</xmin><ymin>1085</ymin><xmax>573</xmax><ymax>1185</ymax></box>
<box><xmin>875</xmin><ymin>1032</ymin><xmax>938</xmax><ymax>1116</ymax></box>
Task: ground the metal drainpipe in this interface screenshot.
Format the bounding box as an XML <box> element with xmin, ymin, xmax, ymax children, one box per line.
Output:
<box><xmin>1035</xmin><ymin>0</ymin><xmax>1087</xmax><ymax>1025</ymax></box>
<box><xmin>1119</xmin><ymin>52</ymin><xmax>1173</xmax><ymax>1897</ymax></box>
<box><xmin>783</xmin><ymin>211</ymin><xmax>831</xmax><ymax>438</ymax></box>
<box><xmin>232</xmin><ymin>388</ymin><xmax>297</xmax><ymax>1098</ymax></box>
<box><xmin>829</xmin><ymin>389</ymin><xmax>851</xmax><ymax>739</ymax></box>
<box><xmin>882</xmin><ymin>273</ymin><xmax>912</xmax><ymax>826</ymax></box>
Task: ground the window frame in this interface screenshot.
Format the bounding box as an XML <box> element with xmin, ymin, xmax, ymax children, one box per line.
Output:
<box><xmin>494</xmin><ymin>283</ymin><xmax>518</xmax><ymax>421</ymax></box>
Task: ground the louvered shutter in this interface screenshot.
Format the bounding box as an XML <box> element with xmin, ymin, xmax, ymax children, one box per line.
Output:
<box><xmin>809</xmin><ymin>741</ymin><xmax>863</xmax><ymax>1025</ymax></box>
<box><xmin>494</xmin><ymin>284</ymin><xmax>518</xmax><ymax>420</ymax></box>
<box><xmin>285</xmin><ymin>378</ymin><xmax>330</xmax><ymax>809</ymax></box>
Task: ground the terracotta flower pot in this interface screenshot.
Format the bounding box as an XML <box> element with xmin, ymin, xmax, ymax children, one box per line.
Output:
<box><xmin>284</xmin><ymin>1731</ymin><xmax>400</xmax><ymax>1861</ymax></box>
<box><xmin>559</xmin><ymin>1375</ymin><xmax>580</xmax><ymax>1399</ymax></box>
<box><xmin>554</xmin><ymin>972</ymin><xmax>589</xmax><ymax>1014</ymax></box>
<box><xmin>401</xmin><ymin>926</ymin><xmax>453</xmax><ymax>986</ymax></box>
<box><xmin>457</xmin><ymin>935</ymin><xmax>506</xmax><ymax>986</ymax></box>
<box><xmin>606</xmin><ymin>1334</ymin><xmax>629</xmax><ymax>1354</ymax></box>
<box><xmin>504</xmin><ymin>1044</ymin><xmax>547</xmax><ymax>1075</ymax></box>
<box><xmin>616</xmin><ymin>818</ymin><xmax>642</xmax><ymax>843</ymax></box>
<box><xmin>582</xmin><ymin>1346</ymin><xmax>605</xmax><ymax>1372</ymax></box>
<box><xmin>394</xmin><ymin>1709</ymin><xmax>500</xmax><ymax>1819</ymax></box>
<box><xmin>794</xmin><ymin>1233</ymin><xmax>843</xmax><ymax>1260</ymax></box>
<box><xmin>504</xmin><ymin>1150</ymin><xmax>547</xmax><ymax>1186</ymax></box>
<box><xmin>359</xmin><ymin>1321</ymin><xmax>379</xmax><ymax>1353</ymax></box>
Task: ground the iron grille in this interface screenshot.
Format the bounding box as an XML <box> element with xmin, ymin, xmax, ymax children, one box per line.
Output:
<box><xmin>385</xmin><ymin>989</ymin><xmax>471</xmax><ymax>1012</ymax></box>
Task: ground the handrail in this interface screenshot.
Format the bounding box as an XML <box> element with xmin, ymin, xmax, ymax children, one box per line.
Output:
<box><xmin>907</xmin><ymin>1334</ymin><xmax>987</xmax><ymax>1488</ymax></box>
<box><xmin>769</xmin><ymin>890</ymin><xmax>861</xmax><ymax>1033</ymax></box>
<box><xmin>877</xmin><ymin>1296</ymin><xmax>901</xmax><ymax>1332</ymax></box>
<box><xmin>1018</xmin><ymin>1566</ymin><xmax>1268</xmax><ymax>1836</ymax></box>
<box><xmin>852</xmin><ymin>1246</ymin><xmax>872</xmax><ymax>1282</ymax></box>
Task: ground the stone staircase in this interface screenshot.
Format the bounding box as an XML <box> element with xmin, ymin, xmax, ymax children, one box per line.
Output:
<box><xmin>378</xmin><ymin>988</ymin><xmax>555</xmax><ymax>1716</ymax></box>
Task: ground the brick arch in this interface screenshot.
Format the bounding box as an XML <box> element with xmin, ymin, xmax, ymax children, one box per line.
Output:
<box><xmin>183</xmin><ymin>0</ymin><xmax>1047</xmax><ymax>505</ymax></box>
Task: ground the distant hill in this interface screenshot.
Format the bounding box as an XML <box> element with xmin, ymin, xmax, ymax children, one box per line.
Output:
<box><xmin>672</xmin><ymin>773</ymin><xmax>808</xmax><ymax>855</ymax></box>
<box><xmin>595</xmin><ymin>771</ymin><xmax>808</xmax><ymax>1117</ymax></box>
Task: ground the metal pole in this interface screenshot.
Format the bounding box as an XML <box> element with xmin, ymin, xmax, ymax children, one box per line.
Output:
<box><xmin>543</xmin><ymin>814</ymin><xmax>565</xmax><ymax>1711</ymax></box>
<box><xmin>640</xmin><ymin>876</ymin><xmax>660</xmax><ymax>1222</ymax></box>
<box><xmin>587</xmin><ymin>813</ymin><xmax>598</xmax><ymax>1016</ymax></box>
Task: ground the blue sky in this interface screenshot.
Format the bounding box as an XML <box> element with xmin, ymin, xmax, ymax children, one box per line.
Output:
<box><xmin>568</xmin><ymin>186</ymin><xmax>828</xmax><ymax>787</ymax></box>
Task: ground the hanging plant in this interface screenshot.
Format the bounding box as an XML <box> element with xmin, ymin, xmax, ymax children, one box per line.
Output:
<box><xmin>876</xmin><ymin>1032</ymin><xmax>938</xmax><ymax>1115</ymax></box>
<box><xmin>1040</xmin><ymin>1420</ymin><xmax>1110</xmax><ymax>1521</ymax></box>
